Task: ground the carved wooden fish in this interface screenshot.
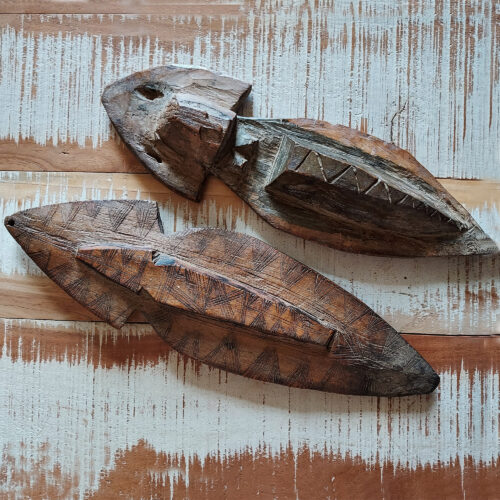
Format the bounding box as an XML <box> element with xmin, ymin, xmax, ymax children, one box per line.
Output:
<box><xmin>5</xmin><ymin>200</ymin><xmax>439</xmax><ymax>396</ymax></box>
<box><xmin>102</xmin><ymin>65</ymin><xmax>498</xmax><ymax>257</ymax></box>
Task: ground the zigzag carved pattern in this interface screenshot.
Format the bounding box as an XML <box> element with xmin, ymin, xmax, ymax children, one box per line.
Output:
<box><xmin>260</xmin><ymin>133</ymin><xmax>467</xmax><ymax>232</ymax></box>
<box><xmin>78</xmin><ymin>247</ymin><xmax>151</xmax><ymax>294</ymax></box>
<box><xmin>173</xmin><ymin>331</ymin><xmax>201</xmax><ymax>360</ymax></box>
<box><xmin>287</xmin><ymin>362</ymin><xmax>310</xmax><ymax>387</ymax></box>
<box><xmin>28</xmin><ymin>249</ymin><xmax>51</xmax><ymax>270</ymax></box>
<box><xmin>60</xmin><ymin>203</ymin><xmax>83</xmax><ymax>229</ymax></box>
<box><xmin>134</xmin><ymin>201</ymin><xmax>160</xmax><ymax>238</ymax></box>
<box><xmin>244</xmin><ymin>348</ymin><xmax>280</xmax><ymax>383</ymax></box>
<box><xmin>107</xmin><ymin>201</ymin><xmax>135</xmax><ymax>231</ymax></box>
<box><xmin>251</xmin><ymin>245</ymin><xmax>277</xmax><ymax>273</ymax></box>
<box><xmin>84</xmin><ymin>200</ymin><xmax>103</xmax><ymax>219</ymax></box>
<box><xmin>204</xmin><ymin>335</ymin><xmax>241</xmax><ymax>373</ymax></box>
<box><xmin>38</xmin><ymin>204</ymin><xmax>59</xmax><ymax>229</ymax></box>
<box><xmin>78</xmin><ymin>245</ymin><xmax>331</xmax><ymax>345</ymax></box>
<box><xmin>65</xmin><ymin>276</ymin><xmax>91</xmax><ymax>303</ymax></box>
<box><xmin>46</xmin><ymin>261</ymin><xmax>75</xmax><ymax>287</ymax></box>
<box><xmin>7</xmin><ymin>196</ymin><xmax>439</xmax><ymax>395</ymax></box>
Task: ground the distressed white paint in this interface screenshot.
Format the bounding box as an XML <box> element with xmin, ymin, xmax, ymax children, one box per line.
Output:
<box><xmin>0</xmin><ymin>5</ymin><xmax>497</xmax><ymax>497</ymax></box>
<box><xmin>0</xmin><ymin>320</ymin><xmax>497</xmax><ymax>498</ymax></box>
<box><xmin>0</xmin><ymin>1</ymin><xmax>498</xmax><ymax>178</ymax></box>
<box><xmin>1</xmin><ymin>171</ymin><xmax>498</xmax><ymax>334</ymax></box>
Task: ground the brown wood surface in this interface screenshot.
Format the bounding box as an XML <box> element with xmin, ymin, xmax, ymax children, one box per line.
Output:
<box><xmin>0</xmin><ymin>1</ymin><xmax>241</xmax><ymax>15</ymax></box>
<box><xmin>105</xmin><ymin>63</ymin><xmax>495</xmax><ymax>255</ymax></box>
<box><xmin>0</xmin><ymin>138</ymin><xmax>147</xmax><ymax>173</ymax></box>
<box><xmin>101</xmin><ymin>66</ymin><xmax>250</xmax><ymax>200</ymax></box>
<box><xmin>211</xmin><ymin>116</ymin><xmax>497</xmax><ymax>256</ymax></box>
<box><xmin>0</xmin><ymin>3</ymin><xmax>498</xmax><ymax>499</ymax></box>
<box><xmin>6</xmin><ymin>199</ymin><xmax>439</xmax><ymax>395</ymax></box>
<box><xmin>2</xmin><ymin>318</ymin><xmax>496</xmax><ymax>374</ymax></box>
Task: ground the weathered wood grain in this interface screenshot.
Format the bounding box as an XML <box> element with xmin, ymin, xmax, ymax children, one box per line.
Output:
<box><xmin>6</xmin><ymin>199</ymin><xmax>440</xmax><ymax>396</ymax></box>
<box><xmin>227</xmin><ymin>117</ymin><xmax>498</xmax><ymax>256</ymax></box>
<box><xmin>102</xmin><ymin>65</ymin><xmax>251</xmax><ymax>200</ymax></box>
<box><xmin>0</xmin><ymin>0</ymin><xmax>242</xmax><ymax>15</ymax></box>
<box><xmin>1</xmin><ymin>171</ymin><xmax>498</xmax><ymax>335</ymax></box>
<box><xmin>102</xmin><ymin>65</ymin><xmax>497</xmax><ymax>256</ymax></box>
<box><xmin>0</xmin><ymin>318</ymin><xmax>497</xmax><ymax>498</ymax></box>
<box><xmin>0</xmin><ymin>138</ymin><xmax>147</xmax><ymax>172</ymax></box>
<box><xmin>88</xmin><ymin>449</ymin><xmax>499</xmax><ymax>500</ymax></box>
<box><xmin>0</xmin><ymin>6</ymin><xmax>497</xmax><ymax>179</ymax></box>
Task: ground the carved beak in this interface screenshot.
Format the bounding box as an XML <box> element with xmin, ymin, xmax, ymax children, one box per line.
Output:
<box><xmin>102</xmin><ymin>65</ymin><xmax>251</xmax><ymax>201</ymax></box>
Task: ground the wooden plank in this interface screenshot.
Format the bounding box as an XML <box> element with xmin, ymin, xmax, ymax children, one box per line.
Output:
<box><xmin>0</xmin><ymin>1</ymin><xmax>243</xmax><ymax>15</ymax></box>
<box><xmin>0</xmin><ymin>8</ymin><xmax>498</xmax><ymax>179</ymax></box>
<box><xmin>2</xmin><ymin>318</ymin><xmax>497</xmax><ymax>370</ymax></box>
<box><xmin>89</xmin><ymin>451</ymin><xmax>499</xmax><ymax>500</ymax></box>
<box><xmin>1</xmin><ymin>171</ymin><xmax>498</xmax><ymax>335</ymax></box>
<box><xmin>0</xmin><ymin>318</ymin><xmax>497</xmax><ymax>498</ymax></box>
<box><xmin>0</xmin><ymin>138</ymin><xmax>147</xmax><ymax>173</ymax></box>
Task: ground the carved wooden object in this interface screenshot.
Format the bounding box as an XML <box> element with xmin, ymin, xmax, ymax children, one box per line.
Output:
<box><xmin>102</xmin><ymin>66</ymin><xmax>498</xmax><ymax>257</ymax></box>
<box><xmin>5</xmin><ymin>200</ymin><xmax>439</xmax><ymax>396</ymax></box>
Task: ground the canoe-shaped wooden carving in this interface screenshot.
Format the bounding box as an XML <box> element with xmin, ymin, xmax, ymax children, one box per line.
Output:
<box><xmin>5</xmin><ymin>200</ymin><xmax>439</xmax><ymax>396</ymax></box>
<box><xmin>102</xmin><ymin>66</ymin><xmax>498</xmax><ymax>257</ymax></box>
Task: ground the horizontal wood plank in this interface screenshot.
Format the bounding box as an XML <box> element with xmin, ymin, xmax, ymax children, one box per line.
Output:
<box><xmin>1</xmin><ymin>171</ymin><xmax>498</xmax><ymax>335</ymax></box>
<box><xmin>0</xmin><ymin>1</ymin><xmax>243</xmax><ymax>15</ymax></box>
<box><xmin>89</xmin><ymin>449</ymin><xmax>499</xmax><ymax>500</ymax></box>
<box><xmin>2</xmin><ymin>318</ymin><xmax>498</xmax><ymax>371</ymax></box>
<box><xmin>0</xmin><ymin>318</ymin><xmax>497</xmax><ymax>498</ymax></box>
<box><xmin>0</xmin><ymin>8</ymin><xmax>497</xmax><ymax>179</ymax></box>
<box><xmin>0</xmin><ymin>138</ymin><xmax>147</xmax><ymax>173</ymax></box>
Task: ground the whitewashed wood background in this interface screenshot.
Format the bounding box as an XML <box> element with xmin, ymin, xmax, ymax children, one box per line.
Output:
<box><xmin>0</xmin><ymin>2</ymin><xmax>498</xmax><ymax>499</ymax></box>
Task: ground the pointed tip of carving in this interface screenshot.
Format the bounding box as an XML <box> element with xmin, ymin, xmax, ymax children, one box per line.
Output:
<box><xmin>389</xmin><ymin>360</ymin><xmax>440</xmax><ymax>397</ymax></box>
<box><xmin>424</xmin><ymin>370</ymin><xmax>441</xmax><ymax>393</ymax></box>
<box><xmin>357</xmin><ymin>330</ymin><xmax>440</xmax><ymax>397</ymax></box>
<box><xmin>393</xmin><ymin>359</ymin><xmax>440</xmax><ymax>397</ymax></box>
<box><xmin>357</xmin><ymin>360</ymin><xmax>440</xmax><ymax>397</ymax></box>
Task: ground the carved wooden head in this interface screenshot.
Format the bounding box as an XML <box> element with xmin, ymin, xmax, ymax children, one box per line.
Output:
<box><xmin>102</xmin><ymin>66</ymin><xmax>251</xmax><ymax>200</ymax></box>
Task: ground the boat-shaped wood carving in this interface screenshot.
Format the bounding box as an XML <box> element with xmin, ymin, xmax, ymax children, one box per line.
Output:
<box><xmin>6</xmin><ymin>200</ymin><xmax>439</xmax><ymax>396</ymax></box>
<box><xmin>102</xmin><ymin>66</ymin><xmax>498</xmax><ymax>257</ymax></box>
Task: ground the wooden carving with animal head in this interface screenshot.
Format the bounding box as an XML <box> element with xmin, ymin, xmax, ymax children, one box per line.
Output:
<box><xmin>5</xmin><ymin>200</ymin><xmax>439</xmax><ymax>396</ymax></box>
<box><xmin>102</xmin><ymin>65</ymin><xmax>498</xmax><ymax>257</ymax></box>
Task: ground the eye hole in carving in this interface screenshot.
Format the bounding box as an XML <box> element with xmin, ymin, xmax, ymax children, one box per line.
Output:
<box><xmin>6</xmin><ymin>218</ymin><xmax>15</xmax><ymax>226</ymax></box>
<box><xmin>144</xmin><ymin>144</ymin><xmax>162</xmax><ymax>163</ymax></box>
<box><xmin>135</xmin><ymin>85</ymin><xmax>164</xmax><ymax>100</ymax></box>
